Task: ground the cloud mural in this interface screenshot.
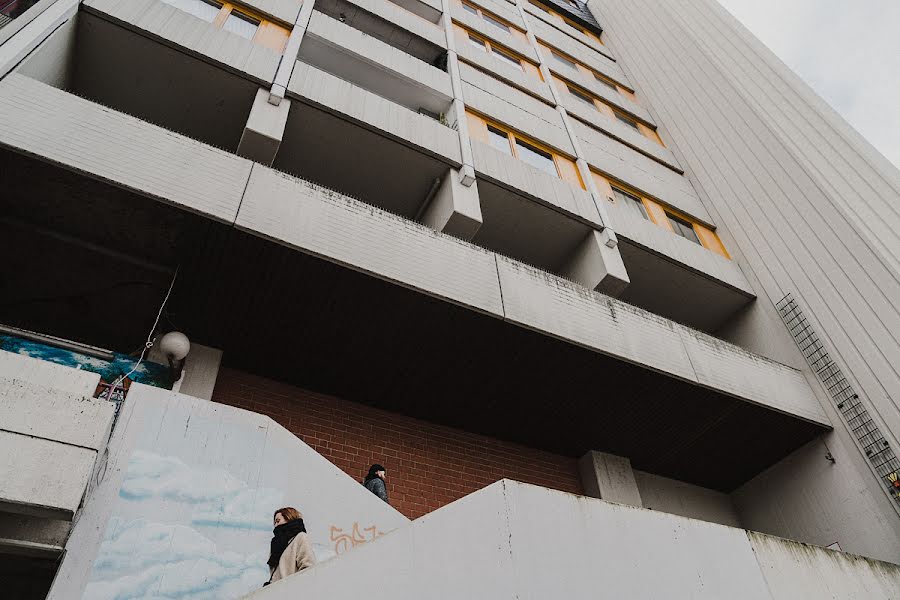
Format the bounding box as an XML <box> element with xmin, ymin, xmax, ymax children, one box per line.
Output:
<box><xmin>85</xmin><ymin>451</ymin><xmax>284</xmax><ymax>599</ymax></box>
<box><xmin>84</xmin><ymin>518</ymin><xmax>267</xmax><ymax>600</ymax></box>
<box><xmin>120</xmin><ymin>451</ymin><xmax>282</xmax><ymax>530</ymax></box>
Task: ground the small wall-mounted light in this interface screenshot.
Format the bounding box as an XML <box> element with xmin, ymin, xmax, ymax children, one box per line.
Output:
<box><xmin>159</xmin><ymin>331</ymin><xmax>190</xmax><ymax>381</ymax></box>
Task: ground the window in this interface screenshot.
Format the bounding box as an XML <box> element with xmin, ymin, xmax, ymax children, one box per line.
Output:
<box><xmin>482</xmin><ymin>13</ymin><xmax>510</xmax><ymax>33</ymax></box>
<box><xmin>492</xmin><ymin>46</ymin><xmax>523</xmax><ymax>70</ymax></box>
<box><xmin>461</xmin><ymin>1</ymin><xmax>479</xmax><ymax>16</ymax></box>
<box><xmin>552</xmin><ymin>51</ymin><xmax>578</xmax><ymax>70</ymax></box>
<box><xmin>667</xmin><ymin>214</ymin><xmax>701</xmax><ymax>244</ymax></box>
<box><xmin>594</xmin><ymin>73</ymin><xmax>617</xmax><ymax>92</ymax></box>
<box><xmin>615</xmin><ymin>112</ymin><xmax>641</xmax><ymax>131</ymax></box>
<box><xmin>162</xmin><ymin>0</ymin><xmax>222</xmax><ymax>22</ymax></box>
<box><xmin>612</xmin><ymin>187</ymin><xmax>649</xmax><ymax>221</ymax></box>
<box><xmin>516</xmin><ymin>139</ymin><xmax>558</xmax><ymax>177</ymax></box>
<box><xmin>468</xmin><ymin>33</ymin><xmax>487</xmax><ymax>51</ymax></box>
<box><xmin>530</xmin><ymin>0</ymin><xmax>552</xmax><ymax>14</ymax></box>
<box><xmin>487</xmin><ymin>125</ymin><xmax>513</xmax><ymax>155</ymax></box>
<box><xmin>567</xmin><ymin>85</ymin><xmax>596</xmax><ymax>109</ymax></box>
<box><xmin>222</xmin><ymin>8</ymin><xmax>259</xmax><ymax>39</ymax></box>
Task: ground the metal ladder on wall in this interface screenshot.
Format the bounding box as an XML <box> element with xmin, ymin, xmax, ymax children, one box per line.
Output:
<box><xmin>776</xmin><ymin>293</ymin><xmax>900</xmax><ymax>509</ymax></box>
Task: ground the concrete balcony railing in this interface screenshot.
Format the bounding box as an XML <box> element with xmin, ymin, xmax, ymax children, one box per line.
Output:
<box><xmin>0</xmin><ymin>71</ymin><xmax>829</xmax><ymax>495</ymax></box>
<box><xmin>529</xmin><ymin>13</ymin><xmax>624</xmax><ymax>83</ymax></box>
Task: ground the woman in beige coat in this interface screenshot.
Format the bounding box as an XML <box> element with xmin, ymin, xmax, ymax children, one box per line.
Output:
<box><xmin>266</xmin><ymin>507</ymin><xmax>317</xmax><ymax>585</ymax></box>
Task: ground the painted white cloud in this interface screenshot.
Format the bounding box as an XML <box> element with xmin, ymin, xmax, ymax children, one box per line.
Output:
<box><xmin>120</xmin><ymin>450</ymin><xmax>283</xmax><ymax>531</ymax></box>
<box><xmin>85</xmin><ymin>518</ymin><xmax>268</xmax><ymax>600</ymax></box>
<box><xmin>717</xmin><ymin>0</ymin><xmax>900</xmax><ymax>168</ymax></box>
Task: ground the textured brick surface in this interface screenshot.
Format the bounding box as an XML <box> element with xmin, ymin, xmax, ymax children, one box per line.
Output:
<box><xmin>212</xmin><ymin>368</ymin><xmax>584</xmax><ymax>519</ymax></box>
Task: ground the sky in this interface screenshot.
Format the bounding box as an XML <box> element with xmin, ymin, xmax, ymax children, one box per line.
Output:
<box><xmin>716</xmin><ymin>0</ymin><xmax>900</xmax><ymax>168</ymax></box>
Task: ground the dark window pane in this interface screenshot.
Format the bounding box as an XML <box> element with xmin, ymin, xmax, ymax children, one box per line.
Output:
<box><xmin>487</xmin><ymin>125</ymin><xmax>512</xmax><ymax>155</ymax></box>
<box><xmin>468</xmin><ymin>34</ymin><xmax>487</xmax><ymax>51</ymax></box>
<box><xmin>552</xmin><ymin>51</ymin><xmax>578</xmax><ymax>69</ymax></box>
<box><xmin>667</xmin><ymin>213</ymin><xmax>701</xmax><ymax>244</ymax></box>
<box><xmin>515</xmin><ymin>139</ymin><xmax>558</xmax><ymax>177</ymax></box>
<box><xmin>461</xmin><ymin>2</ymin><xmax>479</xmax><ymax>15</ymax></box>
<box><xmin>493</xmin><ymin>47</ymin><xmax>523</xmax><ymax>70</ymax></box>
<box><xmin>615</xmin><ymin>112</ymin><xmax>640</xmax><ymax>131</ymax></box>
<box><xmin>222</xmin><ymin>9</ymin><xmax>259</xmax><ymax>39</ymax></box>
<box><xmin>568</xmin><ymin>86</ymin><xmax>596</xmax><ymax>109</ymax></box>
<box><xmin>612</xmin><ymin>187</ymin><xmax>648</xmax><ymax>221</ymax></box>
<box><xmin>483</xmin><ymin>14</ymin><xmax>510</xmax><ymax>32</ymax></box>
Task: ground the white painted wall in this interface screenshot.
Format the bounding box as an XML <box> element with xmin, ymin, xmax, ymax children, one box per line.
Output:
<box><xmin>246</xmin><ymin>480</ymin><xmax>900</xmax><ymax>600</ymax></box>
<box><xmin>50</xmin><ymin>384</ymin><xmax>409</xmax><ymax>600</ymax></box>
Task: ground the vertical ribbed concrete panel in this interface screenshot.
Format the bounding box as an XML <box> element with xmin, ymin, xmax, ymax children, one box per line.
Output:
<box><xmin>585</xmin><ymin>0</ymin><xmax>900</xmax><ymax>542</ymax></box>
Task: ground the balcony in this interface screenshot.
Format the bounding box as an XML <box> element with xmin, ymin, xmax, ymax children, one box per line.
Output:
<box><xmin>0</xmin><ymin>73</ymin><xmax>828</xmax><ymax>497</ymax></box>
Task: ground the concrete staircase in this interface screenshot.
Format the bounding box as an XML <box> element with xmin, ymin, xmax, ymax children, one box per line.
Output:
<box><xmin>246</xmin><ymin>479</ymin><xmax>900</xmax><ymax>600</ymax></box>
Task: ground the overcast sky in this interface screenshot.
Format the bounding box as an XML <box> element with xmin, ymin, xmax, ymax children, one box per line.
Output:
<box><xmin>716</xmin><ymin>0</ymin><xmax>900</xmax><ymax>169</ymax></box>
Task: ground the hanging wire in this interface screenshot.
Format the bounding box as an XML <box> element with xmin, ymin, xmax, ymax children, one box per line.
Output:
<box><xmin>113</xmin><ymin>266</ymin><xmax>180</xmax><ymax>387</ymax></box>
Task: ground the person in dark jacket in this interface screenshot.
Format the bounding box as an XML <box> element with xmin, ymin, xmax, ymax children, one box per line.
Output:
<box><xmin>363</xmin><ymin>464</ymin><xmax>389</xmax><ymax>503</ymax></box>
<box><xmin>265</xmin><ymin>507</ymin><xmax>316</xmax><ymax>586</ymax></box>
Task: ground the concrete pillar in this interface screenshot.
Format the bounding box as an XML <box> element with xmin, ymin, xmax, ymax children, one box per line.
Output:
<box><xmin>578</xmin><ymin>451</ymin><xmax>643</xmax><ymax>507</ymax></box>
<box><xmin>418</xmin><ymin>167</ymin><xmax>483</xmax><ymax>240</ymax></box>
<box><xmin>561</xmin><ymin>230</ymin><xmax>630</xmax><ymax>296</ymax></box>
<box><xmin>237</xmin><ymin>88</ymin><xmax>291</xmax><ymax>166</ymax></box>
<box><xmin>175</xmin><ymin>344</ymin><xmax>224</xmax><ymax>401</ymax></box>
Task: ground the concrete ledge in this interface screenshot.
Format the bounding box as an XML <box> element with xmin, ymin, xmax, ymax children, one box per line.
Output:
<box><xmin>564</xmin><ymin>98</ymin><xmax>680</xmax><ymax>171</ymax></box>
<box><xmin>462</xmin><ymin>81</ymin><xmax>573</xmax><ymax>155</ymax></box>
<box><xmin>241</xmin><ymin>0</ymin><xmax>303</xmax><ymax>23</ymax></box>
<box><xmin>456</xmin><ymin>0</ymin><xmax>523</xmax><ymax>27</ymax></box>
<box><xmin>572</xmin><ymin>117</ymin><xmax>710</xmax><ymax>223</ymax></box>
<box><xmin>471</xmin><ymin>140</ymin><xmax>601</xmax><ymax>225</ymax></box>
<box><xmin>523</xmin><ymin>2</ymin><xmax>613</xmax><ymax>60</ymax></box>
<box><xmin>0</xmin><ymin>377</ymin><xmax>115</xmax><ymax>451</ymax></box>
<box><xmin>0</xmin><ymin>74</ymin><xmax>252</xmax><ymax>224</ymax></box>
<box><xmin>391</xmin><ymin>0</ymin><xmax>443</xmax><ymax>23</ymax></box>
<box><xmin>288</xmin><ymin>61</ymin><xmax>461</xmax><ymax>165</ymax></box>
<box><xmin>235</xmin><ymin>165</ymin><xmax>504</xmax><ymax>315</ymax></box>
<box><xmin>302</xmin><ymin>11</ymin><xmax>452</xmax><ymax>113</ymax></box>
<box><xmin>333</xmin><ymin>0</ymin><xmax>447</xmax><ymax>49</ymax></box>
<box><xmin>451</xmin><ymin>6</ymin><xmax>537</xmax><ymax>61</ymax></box>
<box><xmin>455</xmin><ymin>33</ymin><xmax>554</xmax><ymax>104</ymax></box>
<box><xmin>459</xmin><ymin>62</ymin><xmax>560</xmax><ymax>126</ymax></box>
<box><xmin>495</xmin><ymin>257</ymin><xmax>829</xmax><ymax>424</ymax></box>
<box><xmin>0</xmin><ymin>349</ymin><xmax>99</xmax><ymax>397</ymax></box>
<box><xmin>0</xmin><ymin>432</ymin><xmax>97</xmax><ymax>519</ymax></box>
<box><xmin>529</xmin><ymin>15</ymin><xmax>625</xmax><ymax>84</ymax></box>
<box><xmin>84</xmin><ymin>0</ymin><xmax>280</xmax><ymax>84</ymax></box>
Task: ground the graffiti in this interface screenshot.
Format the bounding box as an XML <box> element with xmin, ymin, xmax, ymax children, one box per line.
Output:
<box><xmin>329</xmin><ymin>522</ymin><xmax>384</xmax><ymax>555</ymax></box>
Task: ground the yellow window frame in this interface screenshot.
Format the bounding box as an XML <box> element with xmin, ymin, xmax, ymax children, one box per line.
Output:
<box><xmin>473</xmin><ymin>112</ymin><xmax>584</xmax><ymax>188</ymax></box>
<box><xmin>461</xmin><ymin>26</ymin><xmax>538</xmax><ymax>76</ymax></box>
<box><xmin>594</xmin><ymin>172</ymin><xmax>729</xmax><ymax>258</ymax></box>
<box><xmin>205</xmin><ymin>1</ymin><xmax>290</xmax><ymax>52</ymax></box>
<box><xmin>460</xmin><ymin>0</ymin><xmax>520</xmax><ymax>35</ymax></box>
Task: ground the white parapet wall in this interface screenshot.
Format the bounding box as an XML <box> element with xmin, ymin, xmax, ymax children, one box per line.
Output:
<box><xmin>49</xmin><ymin>384</ymin><xmax>410</xmax><ymax>600</ymax></box>
<box><xmin>246</xmin><ymin>480</ymin><xmax>900</xmax><ymax>600</ymax></box>
<box><xmin>0</xmin><ymin>351</ymin><xmax>113</xmax><ymax>520</ymax></box>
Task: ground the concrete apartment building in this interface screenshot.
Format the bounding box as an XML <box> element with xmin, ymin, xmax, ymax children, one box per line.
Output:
<box><xmin>1</xmin><ymin>0</ymin><xmax>899</xmax><ymax>597</ymax></box>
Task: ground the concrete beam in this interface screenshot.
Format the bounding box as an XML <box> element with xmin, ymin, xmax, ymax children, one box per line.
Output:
<box><xmin>560</xmin><ymin>229</ymin><xmax>629</xmax><ymax>295</ymax></box>
<box><xmin>238</xmin><ymin>88</ymin><xmax>291</xmax><ymax>166</ymax></box>
<box><xmin>578</xmin><ymin>451</ymin><xmax>643</xmax><ymax>507</ymax></box>
<box><xmin>418</xmin><ymin>168</ymin><xmax>483</xmax><ymax>240</ymax></box>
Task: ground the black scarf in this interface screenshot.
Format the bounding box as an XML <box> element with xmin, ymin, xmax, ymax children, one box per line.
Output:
<box><xmin>267</xmin><ymin>519</ymin><xmax>307</xmax><ymax>569</ymax></box>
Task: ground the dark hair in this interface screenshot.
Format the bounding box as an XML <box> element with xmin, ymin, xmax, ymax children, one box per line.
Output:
<box><xmin>364</xmin><ymin>464</ymin><xmax>386</xmax><ymax>483</ymax></box>
<box><xmin>274</xmin><ymin>507</ymin><xmax>302</xmax><ymax>522</ymax></box>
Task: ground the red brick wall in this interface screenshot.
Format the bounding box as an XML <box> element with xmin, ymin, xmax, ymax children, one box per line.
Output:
<box><xmin>212</xmin><ymin>368</ymin><xmax>583</xmax><ymax>519</ymax></box>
